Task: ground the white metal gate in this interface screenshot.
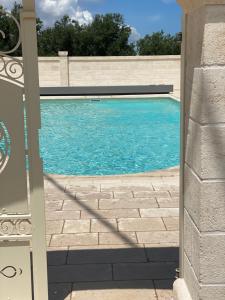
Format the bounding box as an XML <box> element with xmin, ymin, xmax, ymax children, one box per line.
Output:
<box><xmin>0</xmin><ymin>1</ymin><xmax>48</xmax><ymax>299</ymax></box>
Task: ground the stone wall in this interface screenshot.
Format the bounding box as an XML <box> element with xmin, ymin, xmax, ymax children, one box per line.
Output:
<box><xmin>38</xmin><ymin>57</ymin><xmax>61</xmax><ymax>87</ymax></box>
<box><xmin>38</xmin><ymin>55</ymin><xmax>181</xmax><ymax>96</ymax></box>
<box><xmin>174</xmin><ymin>1</ymin><xmax>225</xmax><ymax>300</ymax></box>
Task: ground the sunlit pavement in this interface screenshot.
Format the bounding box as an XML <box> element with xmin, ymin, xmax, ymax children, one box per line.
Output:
<box><xmin>44</xmin><ymin>167</ymin><xmax>179</xmax><ymax>300</ymax></box>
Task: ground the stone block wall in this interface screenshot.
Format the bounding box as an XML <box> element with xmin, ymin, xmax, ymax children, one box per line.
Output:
<box><xmin>38</xmin><ymin>57</ymin><xmax>61</xmax><ymax>87</ymax></box>
<box><xmin>174</xmin><ymin>1</ymin><xmax>225</xmax><ymax>299</ymax></box>
<box><xmin>38</xmin><ymin>55</ymin><xmax>181</xmax><ymax>96</ymax></box>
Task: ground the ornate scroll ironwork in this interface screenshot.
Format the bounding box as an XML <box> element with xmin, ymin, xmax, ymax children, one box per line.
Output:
<box><xmin>0</xmin><ymin>10</ymin><xmax>24</xmax><ymax>85</ymax></box>
<box><xmin>0</xmin><ymin>121</ymin><xmax>11</xmax><ymax>174</ymax></box>
<box><xmin>0</xmin><ymin>219</ymin><xmax>31</xmax><ymax>236</ymax></box>
<box><xmin>0</xmin><ymin>266</ymin><xmax>23</xmax><ymax>278</ymax></box>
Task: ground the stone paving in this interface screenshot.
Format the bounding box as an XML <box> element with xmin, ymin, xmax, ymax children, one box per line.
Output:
<box><xmin>45</xmin><ymin>167</ymin><xmax>179</xmax><ymax>300</ymax></box>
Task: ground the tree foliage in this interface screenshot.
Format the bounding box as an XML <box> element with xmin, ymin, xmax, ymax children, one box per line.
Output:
<box><xmin>38</xmin><ymin>14</ymin><xmax>135</xmax><ymax>56</ymax></box>
<box><xmin>137</xmin><ymin>31</ymin><xmax>182</xmax><ymax>55</ymax></box>
<box><xmin>0</xmin><ymin>3</ymin><xmax>181</xmax><ymax>56</ymax></box>
<box><xmin>0</xmin><ymin>3</ymin><xmax>43</xmax><ymax>56</ymax></box>
<box><xmin>0</xmin><ymin>3</ymin><xmax>23</xmax><ymax>55</ymax></box>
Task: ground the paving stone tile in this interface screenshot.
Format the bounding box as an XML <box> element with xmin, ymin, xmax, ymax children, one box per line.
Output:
<box><xmin>66</xmin><ymin>185</ymin><xmax>100</xmax><ymax>192</ymax></box>
<box><xmin>99</xmin><ymin>232</ymin><xmax>137</xmax><ymax>245</ymax></box>
<box><xmin>113</xmin><ymin>191</ymin><xmax>133</xmax><ymax>199</ymax></box>
<box><xmin>91</xmin><ymin>219</ymin><xmax>118</xmax><ymax>232</ymax></box>
<box><xmin>49</xmin><ymin>283</ymin><xmax>72</xmax><ymax>300</ymax></box>
<box><xmin>81</xmin><ymin>209</ymin><xmax>140</xmax><ymax>219</ymax></box>
<box><xmin>69</xmin><ymin>244</ymin><xmax>145</xmax><ymax>250</ymax></box>
<box><xmin>171</xmin><ymin>197</ymin><xmax>179</xmax><ymax>202</ymax></box>
<box><xmin>46</xmin><ymin>210</ymin><xmax>80</xmax><ymax>221</ymax></box>
<box><xmin>45</xmin><ymin>192</ymin><xmax>74</xmax><ymax>202</ymax></box>
<box><xmin>169</xmin><ymin>191</ymin><xmax>179</xmax><ymax>197</ymax></box>
<box><xmin>47</xmin><ymin>247</ymin><xmax>68</xmax><ymax>265</ymax></box>
<box><xmin>63</xmin><ymin>220</ymin><xmax>90</xmax><ymax>233</ymax></box>
<box><xmin>152</xmin><ymin>183</ymin><xmax>177</xmax><ymax>191</ymax></box>
<box><xmin>99</xmin><ymin>198</ymin><xmax>158</xmax><ymax>209</ymax></box>
<box><xmin>145</xmin><ymin>246</ymin><xmax>179</xmax><ymax>262</ymax></box>
<box><xmin>63</xmin><ymin>199</ymin><xmax>98</xmax><ymax>211</ymax></box>
<box><xmin>130</xmin><ymin>186</ymin><xmax>154</xmax><ymax>191</ymax></box>
<box><xmin>45</xmin><ymin>200</ymin><xmax>63</xmax><ymax>211</ymax></box>
<box><xmin>76</xmin><ymin>192</ymin><xmax>113</xmax><ymax>200</ymax></box>
<box><xmin>157</xmin><ymin>197</ymin><xmax>179</xmax><ymax>208</ymax></box>
<box><xmin>113</xmin><ymin>262</ymin><xmax>177</xmax><ymax>280</ymax></box>
<box><xmin>133</xmin><ymin>191</ymin><xmax>169</xmax><ymax>198</ymax></box>
<box><xmin>154</xmin><ymin>279</ymin><xmax>174</xmax><ymax>300</ymax></box>
<box><xmin>46</xmin><ymin>220</ymin><xmax>64</xmax><ymax>234</ymax></box>
<box><xmin>144</xmin><ymin>243</ymin><xmax>179</xmax><ymax>248</ymax></box>
<box><xmin>101</xmin><ymin>185</ymin><xmax>154</xmax><ymax>192</ymax></box>
<box><xmin>118</xmin><ymin>218</ymin><xmax>165</xmax><ymax>232</ymax></box>
<box><xmin>48</xmin><ymin>264</ymin><xmax>112</xmax><ymax>283</ymax></box>
<box><xmin>44</xmin><ymin>181</ymin><xmax>66</xmax><ymax>192</ymax></box>
<box><xmin>67</xmin><ymin>245</ymin><xmax>147</xmax><ymax>264</ymax></box>
<box><xmin>50</xmin><ymin>233</ymin><xmax>98</xmax><ymax>247</ymax></box>
<box><xmin>163</xmin><ymin>217</ymin><xmax>179</xmax><ymax>231</ymax></box>
<box><xmin>140</xmin><ymin>208</ymin><xmax>179</xmax><ymax>218</ymax></box>
<box><xmin>137</xmin><ymin>231</ymin><xmax>179</xmax><ymax>244</ymax></box>
<box><xmin>71</xmin><ymin>281</ymin><xmax>157</xmax><ymax>300</ymax></box>
<box><xmin>162</xmin><ymin>177</ymin><xmax>179</xmax><ymax>185</ymax></box>
<box><xmin>154</xmin><ymin>170</ymin><xmax>178</xmax><ymax>177</ymax></box>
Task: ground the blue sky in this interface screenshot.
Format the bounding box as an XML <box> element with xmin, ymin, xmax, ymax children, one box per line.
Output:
<box><xmin>80</xmin><ymin>0</ymin><xmax>182</xmax><ymax>36</ymax></box>
<box><xmin>3</xmin><ymin>0</ymin><xmax>182</xmax><ymax>40</ymax></box>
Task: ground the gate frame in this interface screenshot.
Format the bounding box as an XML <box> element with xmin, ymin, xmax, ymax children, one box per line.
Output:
<box><xmin>0</xmin><ymin>1</ymin><xmax>48</xmax><ymax>299</ymax></box>
<box><xmin>21</xmin><ymin>1</ymin><xmax>48</xmax><ymax>298</ymax></box>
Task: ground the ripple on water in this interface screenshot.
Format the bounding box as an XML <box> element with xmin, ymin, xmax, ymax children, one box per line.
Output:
<box><xmin>40</xmin><ymin>98</ymin><xmax>180</xmax><ymax>175</ymax></box>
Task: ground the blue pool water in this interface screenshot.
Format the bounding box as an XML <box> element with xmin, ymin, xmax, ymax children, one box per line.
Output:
<box><xmin>40</xmin><ymin>98</ymin><xmax>180</xmax><ymax>175</ymax></box>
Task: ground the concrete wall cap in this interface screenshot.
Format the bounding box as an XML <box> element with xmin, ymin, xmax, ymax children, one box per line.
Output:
<box><xmin>58</xmin><ymin>51</ymin><xmax>68</xmax><ymax>57</ymax></box>
<box><xmin>68</xmin><ymin>55</ymin><xmax>181</xmax><ymax>62</ymax></box>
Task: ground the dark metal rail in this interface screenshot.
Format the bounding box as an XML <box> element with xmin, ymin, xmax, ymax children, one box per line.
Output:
<box><xmin>40</xmin><ymin>85</ymin><xmax>173</xmax><ymax>96</ymax></box>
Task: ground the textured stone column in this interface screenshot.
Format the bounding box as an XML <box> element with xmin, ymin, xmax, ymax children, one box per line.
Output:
<box><xmin>174</xmin><ymin>1</ymin><xmax>225</xmax><ymax>299</ymax></box>
<box><xmin>58</xmin><ymin>51</ymin><xmax>69</xmax><ymax>86</ymax></box>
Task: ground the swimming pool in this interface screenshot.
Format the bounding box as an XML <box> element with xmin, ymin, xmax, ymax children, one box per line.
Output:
<box><xmin>40</xmin><ymin>98</ymin><xmax>180</xmax><ymax>176</ymax></box>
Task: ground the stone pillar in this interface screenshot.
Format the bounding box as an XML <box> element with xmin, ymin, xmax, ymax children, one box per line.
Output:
<box><xmin>58</xmin><ymin>51</ymin><xmax>69</xmax><ymax>86</ymax></box>
<box><xmin>174</xmin><ymin>1</ymin><xmax>225</xmax><ymax>299</ymax></box>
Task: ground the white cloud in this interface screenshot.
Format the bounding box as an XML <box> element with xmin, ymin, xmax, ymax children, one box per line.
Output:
<box><xmin>129</xmin><ymin>26</ymin><xmax>141</xmax><ymax>43</ymax></box>
<box><xmin>0</xmin><ymin>0</ymin><xmax>21</xmax><ymax>10</ymax></box>
<box><xmin>37</xmin><ymin>0</ymin><xmax>93</xmax><ymax>26</ymax></box>
<box><xmin>40</xmin><ymin>0</ymin><xmax>75</xmax><ymax>18</ymax></box>
<box><xmin>73</xmin><ymin>6</ymin><xmax>93</xmax><ymax>25</ymax></box>
<box><xmin>1</xmin><ymin>0</ymin><xmax>93</xmax><ymax>26</ymax></box>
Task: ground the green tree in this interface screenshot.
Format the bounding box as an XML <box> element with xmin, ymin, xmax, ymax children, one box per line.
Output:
<box><xmin>0</xmin><ymin>3</ymin><xmax>22</xmax><ymax>55</ymax></box>
<box><xmin>38</xmin><ymin>16</ymin><xmax>83</xmax><ymax>56</ymax></box>
<box><xmin>137</xmin><ymin>31</ymin><xmax>181</xmax><ymax>55</ymax></box>
<box><xmin>0</xmin><ymin>2</ymin><xmax>182</xmax><ymax>57</ymax></box>
<box><xmin>0</xmin><ymin>2</ymin><xmax>43</xmax><ymax>56</ymax></box>
<box><xmin>38</xmin><ymin>13</ymin><xmax>135</xmax><ymax>56</ymax></box>
<box><xmin>76</xmin><ymin>14</ymin><xmax>135</xmax><ymax>56</ymax></box>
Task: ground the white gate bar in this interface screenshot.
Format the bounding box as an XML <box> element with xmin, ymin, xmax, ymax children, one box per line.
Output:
<box><xmin>21</xmin><ymin>1</ymin><xmax>48</xmax><ymax>299</ymax></box>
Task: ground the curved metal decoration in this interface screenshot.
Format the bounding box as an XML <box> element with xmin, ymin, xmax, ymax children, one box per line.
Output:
<box><xmin>0</xmin><ymin>266</ymin><xmax>23</xmax><ymax>278</ymax></box>
<box><xmin>0</xmin><ymin>10</ymin><xmax>24</xmax><ymax>85</ymax></box>
<box><xmin>0</xmin><ymin>219</ymin><xmax>31</xmax><ymax>236</ymax></box>
<box><xmin>0</xmin><ymin>122</ymin><xmax>11</xmax><ymax>174</ymax></box>
<box><xmin>0</xmin><ymin>9</ymin><xmax>21</xmax><ymax>54</ymax></box>
<box><xmin>0</xmin><ymin>55</ymin><xmax>23</xmax><ymax>82</ymax></box>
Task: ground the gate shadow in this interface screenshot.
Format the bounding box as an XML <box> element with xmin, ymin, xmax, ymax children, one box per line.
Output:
<box><xmin>47</xmin><ymin>246</ymin><xmax>179</xmax><ymax>300</ymax></box>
